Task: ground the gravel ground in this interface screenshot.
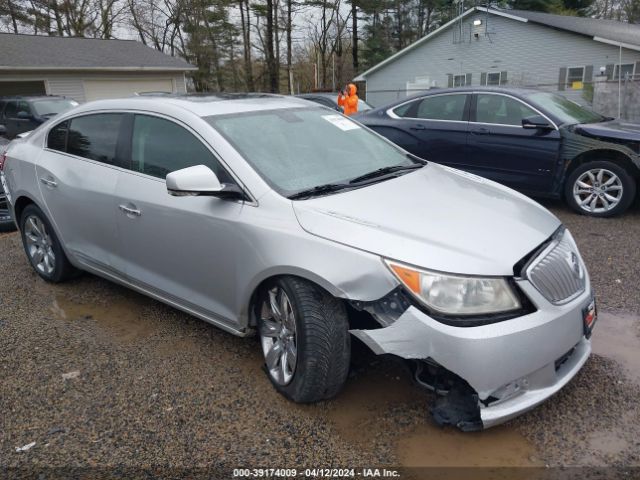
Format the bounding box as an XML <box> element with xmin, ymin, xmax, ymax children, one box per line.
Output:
<box><xmin>1</xmin><ymin>200</ymin><xmax>639</xmax><ymax>479</ymax></box>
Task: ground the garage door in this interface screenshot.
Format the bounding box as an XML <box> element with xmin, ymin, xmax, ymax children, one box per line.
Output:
<box><xmin>83</xmin><ymin>79</ymin><xmax>174</xmax><ymax>101</ymax></box>
<box><xmin>0</xmin><ymin>81</ymin><xmax>46</xmax><ymax>96</ymax></box>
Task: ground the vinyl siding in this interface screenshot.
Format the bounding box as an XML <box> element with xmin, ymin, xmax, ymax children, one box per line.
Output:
<box><xmin>0</xmin><ymin>71</ymin><xmax>188</xmax><ymax>102</ymax></box>
<box><xmin>363</xmin><ymin>13</ymin><xmax>640</xmax><ymax>107</ymax></box>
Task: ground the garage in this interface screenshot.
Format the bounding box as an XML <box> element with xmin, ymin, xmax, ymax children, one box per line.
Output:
<box><xmin>0</xmin><ymin>80</ymin><xmax>46</xmax><ymax>96</ymax></box>
<box><xmin>0</xmin><ymin>33</ymin><xmax>196</xmax><ymax>102</ymax></box>
<box><xmin>83</xmin><ymin>78</ymin><xmax>175</xmax><ymax>101</ymax></box>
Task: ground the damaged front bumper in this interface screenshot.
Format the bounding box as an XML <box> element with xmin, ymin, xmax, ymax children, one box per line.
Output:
<box><xmin>350</xmin><ymin>278</ymin><xmax>593</xmax><ymax>430</ymax></box>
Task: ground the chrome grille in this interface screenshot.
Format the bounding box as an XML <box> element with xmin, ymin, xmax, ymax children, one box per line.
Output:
<box><xmin>526</xmin><ymin>230</ymin><xmax>586</xmax><ymax>305</ymax></box>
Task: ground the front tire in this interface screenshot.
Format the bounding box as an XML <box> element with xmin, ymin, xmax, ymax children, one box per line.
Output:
<box><xmin>257</xmin><ymin>277</ymin><xmax>351</xmax><ymax>403</ymax></box>
<box><xmin>565</xmin><ymin>161</ymin><xmax>636</xmax><ymax>217</ymax></box>
<box><xmin>20</xmin><ymin>204</ymin><xmax>77</xmax><ymax>282</ymax></box>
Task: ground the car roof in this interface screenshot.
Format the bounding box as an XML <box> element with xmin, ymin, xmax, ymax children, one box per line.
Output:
<box><xmin>298</xmin><ymin>92</ymin><xmax>337</xmax><ymax>99</ymax></box>
<box><xmin>71</xmin><ymin>93</ymin><xmax>315</xmax><ymax>118</ymax></box>
<box><xmin>387</xmin><ymin>86</ymin><xmax>541</xmax><ymax>105</ymax></box>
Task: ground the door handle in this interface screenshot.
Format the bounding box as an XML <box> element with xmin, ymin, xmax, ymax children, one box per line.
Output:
<box><xmin>409</xmin><ymin>124</ymin><xmax>427</xmax><ymax>131</ymax></box>
<box><xmin>40</xmin><ymin>177</ymin><xmax>58</xmax><ymax>188</ymax></box>
<box><xmin>470</xmin><ymin>127</ymin><xmax>491</xmax><ymax>135</ymax></box>
<box><xmin>118</xmin><ymin>204</ymin><xmax>142</xmax><ymax>217</ymax></box>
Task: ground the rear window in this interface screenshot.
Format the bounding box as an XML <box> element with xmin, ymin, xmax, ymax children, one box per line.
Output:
<box><xmin>67</xmin><ymin>114</ymin><xmax>123</xmax><ymax>164</ymax></box>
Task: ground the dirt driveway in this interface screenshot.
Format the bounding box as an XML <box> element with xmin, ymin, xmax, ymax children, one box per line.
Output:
<box><xmin>1</xmin><ymin>201</ymin><xmax>639</xmax><ymax>479</ymax></box>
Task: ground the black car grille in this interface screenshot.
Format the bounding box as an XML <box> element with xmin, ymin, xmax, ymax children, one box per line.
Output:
<box><xmin>0</xmin><ymin>184</ymin><xmax>8</xmax><ymax>213</ymax></box>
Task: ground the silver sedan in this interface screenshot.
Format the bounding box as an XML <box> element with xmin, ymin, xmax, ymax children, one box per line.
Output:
<box><xmin>0</xmin><ymin>94</ymin><xmax>596</xmax><ymax>430</ymax></box>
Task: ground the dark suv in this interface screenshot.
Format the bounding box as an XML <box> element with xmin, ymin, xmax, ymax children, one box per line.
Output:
<box><xmin>0</xmin><ymin>96</ymin><xmax>78</xmax><ymax>139</ymax></box>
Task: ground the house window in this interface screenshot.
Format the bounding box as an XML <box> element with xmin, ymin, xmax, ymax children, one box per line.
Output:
<box><xmin>453</xmin><ymin>74</ymin><xmax>466</xmax><ymax>87</ymax></box>
<box><xmin>566</xmin><ymin>67</ymin><xmax>585</xmax><ymax>89</ymax></box>
<box><xmin>487</xmin><ymin>72</ymin><xmax>501</xmax><ymax>86</ymax></box>
<box><xmin>614</xmin><ymin>63</ymin><xmax>635</xmax><ymax>80</ymax></box>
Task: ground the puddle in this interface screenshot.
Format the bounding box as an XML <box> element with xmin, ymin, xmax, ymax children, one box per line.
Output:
<box><xmin>51</xmin><ymin>294</ymin><xmax>159</xmax><ymax>342</ymax></box>
<box><xmin>591</xmin><ymin>311</ymin><xmax>640</xmax><ymax>385</ymax></box>
<box><xmin>327</xmin><ymin>360</ymin><xmax>424</xmax><ymax>444</ymax></box>
<box><xmin>397</xmin><ymin>425</ymin><xmax>541</xmax><ymax>468</ymax></box>
<box><xmin>327</xmin><ymin>355</ymin><xmax>540</xmax><ymax>469</ymax></box>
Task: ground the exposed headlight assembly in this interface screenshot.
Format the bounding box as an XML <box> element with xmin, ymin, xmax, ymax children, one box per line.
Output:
<box><xmin>385</xmin><ymin>260</ymin><xmax>521</xmax><ymax>317</ymax></box>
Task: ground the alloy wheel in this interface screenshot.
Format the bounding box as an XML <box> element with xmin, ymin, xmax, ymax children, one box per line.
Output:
<box><xmin>259</xmin><ymin>286</ymin><xmax>298</xmax><ymax>386</ymax></box>
<box><xmin>24</xmin><ymin>214</ymin><xmax>56</xmax><ymax>275</ymax></box>
<box><xmin>573</xmin><ymin>168</ymin><xmax>623</xmax><ymax>214</ymax></box>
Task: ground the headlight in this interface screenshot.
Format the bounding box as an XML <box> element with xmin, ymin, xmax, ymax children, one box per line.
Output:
<box><xmin>385</xmin><ymin>260</ymin><xmax>521</xmax><ymax>316</ymax></box>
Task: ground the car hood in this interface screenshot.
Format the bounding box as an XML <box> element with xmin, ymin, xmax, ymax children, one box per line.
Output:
<box><xmin>292</xmin><ymin>164</ymin><xmax>561</xmax><ymax>276</ymax></box>
<box><xmin>574</xmin><ymin>120</ymin><xmax>640</xmax><ymax>142</ymax></box>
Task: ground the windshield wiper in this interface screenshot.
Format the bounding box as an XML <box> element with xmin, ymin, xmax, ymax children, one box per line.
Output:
<box><xmin>348</xmin><ymin>162</ymin><xmax>424</xmax><ymax>184</ymax></box>
<box><xmin>288</xmin><ymin>183</ymin><xmax>353</xmax><ymax>200</ymax></box>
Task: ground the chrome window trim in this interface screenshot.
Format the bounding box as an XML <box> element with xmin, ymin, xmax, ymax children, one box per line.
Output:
<box><xmin>42</xmin><ymin>108</ymin><xmax>258</xmax><ymax>206</ymax></box>
<box><xmin>471</xmin><ymin>92</ymin><xmax>559</xmax><ymax>131</ymax></box>
<box><xmin>386</xmin><ymin>92</ymin><xmax>471</xmax><ymax>121</ymax></box>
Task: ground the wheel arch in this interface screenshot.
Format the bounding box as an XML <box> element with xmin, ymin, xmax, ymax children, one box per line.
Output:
<box><xmin>241</xmin><ymin>267</ymin><xmax>347</xmax><ymax>329</ymax></box>
<box><xmin>13</xmin><ymin>194</ymin><xmax>39</xmax><ymax>228</ymax></box>
<box><xmin>565</xmin><ymin>149</ymin><xmax>640</xmax><ymax>180</ymax></box>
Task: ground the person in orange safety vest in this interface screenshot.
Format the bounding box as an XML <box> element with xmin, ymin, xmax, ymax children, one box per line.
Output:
<box><xmin>337</xmin><ymin>83</ymin><xmax>359</xmax><ymax>116</ymax></box>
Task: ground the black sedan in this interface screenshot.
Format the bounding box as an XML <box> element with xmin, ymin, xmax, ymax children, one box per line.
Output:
<box><xmin>356</xmin><ymin>87</ymin><xmax>640</xmax><ymax>217</ymax></box>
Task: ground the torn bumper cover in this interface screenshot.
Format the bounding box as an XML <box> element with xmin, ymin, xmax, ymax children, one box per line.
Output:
<box><xmin>350</xmin><ymin>278</ymin><xmax>593</xmax><ymax>429</ymax></box>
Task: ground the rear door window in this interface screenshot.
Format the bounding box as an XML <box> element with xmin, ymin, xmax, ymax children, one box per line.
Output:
<box><xmin>47</xmin><ymin>120</ymin><xmax>69</xmax><ymax>152</ymax></box>
<box><xmin>130</xmin><ymin>114</ymin><xmax>231</xmax><ymax>182</ymax></box>
<box><xmin>393</xmin><ymin>94</ymin><xmax>468</xmax><ymax>121</ymax></box>
<box><xmin>414</xmin><ymin>94</ymin><xmax>468</xmax><ymax>121</ymax></box>
<box><xmin>67</xmin><ymin>114</ymin><xmax>124</xmax><ymax>164</ymax></box>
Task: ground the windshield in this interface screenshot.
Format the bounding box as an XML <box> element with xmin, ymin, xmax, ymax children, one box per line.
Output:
<box><xmin>32</xmin><ymin>99</ymin><xmax>78</xmax><ymax>117</ymax></box>
<box><xmin>206</xmin><ymin>107</ymin><xmax>415</xmax><ymax>197</ymax></box>
<box><xmin>525</xmin><ymin>92</ymin><xmax>605</xmax><ymax>125</ymax></box>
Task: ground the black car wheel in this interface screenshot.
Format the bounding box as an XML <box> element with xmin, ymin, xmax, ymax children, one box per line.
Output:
<box><xmin>565</xmin><ymin>161</ymin><xmax>636</xmax><ymax>217</ymax></box>
<box><xmin>257</xmin><ymin>276</ymin><xmax>351</xmax><ymax>403</ymax></box>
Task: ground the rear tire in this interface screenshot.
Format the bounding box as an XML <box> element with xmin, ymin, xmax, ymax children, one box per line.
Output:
<box><xmin>20</xmin><ymin>204</ymin><xmax>77</xmax><ymax>282</ymax></box>
<box><xmin>257</xmin><ymin>277</ymin><xmax>351</xmax><ymax>403</ymax></box>
<box><xmin>565</xmin><ymin>161</ymin><xmax>636</xmax><ymax>217</ymax></box>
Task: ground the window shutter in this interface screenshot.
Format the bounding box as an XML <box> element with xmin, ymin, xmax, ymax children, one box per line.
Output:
<box><xmin>480</xmin><ymin>73</ymin><xmax>487</xmax><ymax>86</ymax></box>
<box><xmin>558</xmin><ymin>67</ymin><xmax>567</xmax><ymax>91</ymax></box>
<box><xmin>605</xmin><ymin>64</ymin><xmax>614</xmax><ymax>80</ymax></box>
<box><xmin>500</xmin><ymin>71</ymin><xmax>508</xmax><ymax>85</ymax></box>
<box><xmin>465</xmin><ymin>73</ymin><xmax>472</xmax><ymax>86</ymax></box>
<box><xmin>584</xmin><ymin>65</ymin><xmax>594</xmax><ymax>83</ymax></box>
<box><xmin>447</xmin><ymin>74</ymin><xmax>453</xmax><ymax>88</ymax></box>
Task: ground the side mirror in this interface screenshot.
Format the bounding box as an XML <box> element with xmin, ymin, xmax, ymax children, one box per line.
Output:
<box><xmin>166</xmin><ymin>164</ymin><xmax>245</xmax><ymax>200</ymax></box>
<box><xmin>522</xmin><ymin>115</ymin><xmax>553</xmax><ymax>130</ymax></box>
<box><xmin>17</xmin><ymin>111</ymin><xmax>31</xmax><ymax>120</ymax></box>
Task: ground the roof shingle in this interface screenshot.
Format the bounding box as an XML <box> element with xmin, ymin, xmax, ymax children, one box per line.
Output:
<box><xmin>0</xmin><ymin>33</ymin><xmax>196</xmax><ymax>71</ymax></box>
<box><xmin>507</xmin><ymin>9</ymin><xmax>640</xmax><ymax>47</ymax></box>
